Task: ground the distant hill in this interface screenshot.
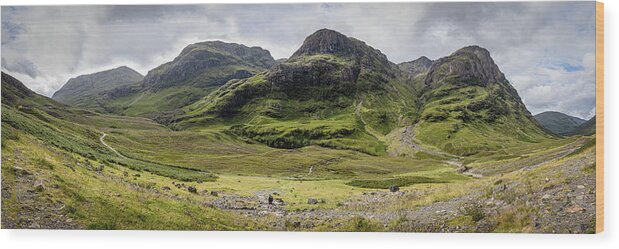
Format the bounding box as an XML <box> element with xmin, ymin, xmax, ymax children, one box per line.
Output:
<box><xmin>534</xmin><ymin>111</ymin><xmax>586</xmax><ymax>135</ymax></box>
<box><xmin>568</xmin><ymin>115</ymin><xmax>596</xmax><ymax>136</ymax></box>
<box><xmin>52</xmin><ymin>66</ymin><xmax>144</xmax><ymax>110</ymax></box>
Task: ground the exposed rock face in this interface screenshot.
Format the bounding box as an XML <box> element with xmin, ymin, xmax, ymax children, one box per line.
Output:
<box><xmin>142</xmin><ymin>41</ymin><xmax>275</xmax><ymax>89</ymax></box>
<box><xmin>264</xmin><ymin>29</ymin><xmax>396</xmax><ymax>100</ymax></box>
<box><xmin>398</xmin><ymin>56</ymin><xmax>433</xmax><ymax>78</ymax></box>
<box><xmin>425</xmin><ymin>46</ymin><xmax>506</xmax><ymax>87</ymax></box>
<box><xmin>52</xmin><ymin>66</ymin><xmax>143</xmax><ymax>105</ymax></box>
<box><xmin>290</xmin><ymin>29</ymin><xmax>395</xmax><ymax>75</ymax></box>
<box><xmin>266</xmin><ymin>57</ymin><xmax>359</xmax><ymax>99</ymax></box>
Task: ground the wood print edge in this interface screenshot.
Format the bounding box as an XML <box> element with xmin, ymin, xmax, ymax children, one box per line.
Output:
<box><xmin>595</xmin><ymin>0</ymin><xmax>604</xmax><ymax>234</ymax></box>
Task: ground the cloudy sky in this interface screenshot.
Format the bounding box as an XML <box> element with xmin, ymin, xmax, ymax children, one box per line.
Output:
<box><xmin>1</xmin><ymin>2</ymin><xmax>596</xmax><ymax>119</ymax></box>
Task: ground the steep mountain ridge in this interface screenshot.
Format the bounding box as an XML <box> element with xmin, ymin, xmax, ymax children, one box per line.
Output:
<box><xmin>413</xmin><ymin>46</ymin><xmax>551</xmax><ymax>155</ymax></box>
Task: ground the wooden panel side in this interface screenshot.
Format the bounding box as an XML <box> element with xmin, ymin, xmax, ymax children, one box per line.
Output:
<box><xmin>595</xmin><ymin>1</ymin><xmax>604</xmax><ymax>234</ymax></box>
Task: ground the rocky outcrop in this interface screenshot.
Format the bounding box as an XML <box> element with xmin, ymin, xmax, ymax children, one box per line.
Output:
<box><xmin>264</xmin><ymin>29</ymin><xmax>399</xmax><ymax>100</ymax></box>
<box><xmin>266</xmin><ymin>57</ymin><xmax>359</xmax><ymax>99</ymax></box>
<box><xmin>424</xmin><ymin>46</ymin><xmax>506</xmax><ymax>87</ymax></box>
<box><xmin>291</xmin><ymin>29</ymin><xmax>396</xmax><ymax>75</ymax></box>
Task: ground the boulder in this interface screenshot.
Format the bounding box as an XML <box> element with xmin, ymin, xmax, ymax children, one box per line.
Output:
<box><xmin>162</xmin><ymin>186</ymin><xmax>171</xmax><ymax>191</ymax></box>
<box><xmin>389</xmin><ymin>185</ymin><xmax>400</xmax><ymax>193</ymax></box>
<box><xmin>33</xmin><ymin>179</ymin><xmax>45</xmax><ymax>192</ymax></box>
<box><xmin>307</xmin><ymin>198</ymin><xmax>318</xmax><ymax>205</ymax></box>
<box><xmin>211</xmin><ymin>191</ymin><xmax>219</xmax><ymax>197</ymax></box>
<box><xmin>187</xmin><ymin>186</ymin><xmax>197</xmax><ymax>193</ymax></box>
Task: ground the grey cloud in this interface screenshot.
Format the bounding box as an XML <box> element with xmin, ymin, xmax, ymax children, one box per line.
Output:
<box><xmin>0</xmin><ymin>2</ymin><xmax>596</xmax><ymax>119</ymax></box>
<box><xmin>1</xmin><ymin>57</ymin><xmax>40</xmax><ymax>78</ymax></box>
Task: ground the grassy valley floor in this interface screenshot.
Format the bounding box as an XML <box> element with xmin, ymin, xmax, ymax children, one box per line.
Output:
<box><xmin>1</xmin><ymin>113</ymin><xmax>596</xmax><ymax>232</ymax></box>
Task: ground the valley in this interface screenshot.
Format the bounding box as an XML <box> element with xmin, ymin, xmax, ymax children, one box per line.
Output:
<box><xmin>1</xmin><ymin>29</ymin><xmax>596</xmax><ymax>233</ymax></box>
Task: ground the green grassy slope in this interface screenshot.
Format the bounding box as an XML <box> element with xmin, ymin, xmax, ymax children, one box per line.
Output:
<box><xmin>173</xmin><ymin>30</ymin><xmax>420</xmax><ymax>155</ymax></box>
<box><xmin>414</xmin><ymin>46</ymin><xmax>553</xmax><ymax>156</ymax></box>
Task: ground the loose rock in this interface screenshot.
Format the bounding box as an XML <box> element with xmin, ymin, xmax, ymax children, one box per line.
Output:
<box><xmin>33</xmin><ymin>179</ymin><xmax>45</xmax><ymax>192</ymax></box>
<box><xmin>389</xmin><ymin>185</ymin><xmax>400</xmax><ymax>193</ymax></box>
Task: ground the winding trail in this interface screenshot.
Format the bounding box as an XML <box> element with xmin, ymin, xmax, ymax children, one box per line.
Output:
<box><xmin>99</xmin><ymin>132</ymin><xmax>127</xmax><ymax>159</ymax></box>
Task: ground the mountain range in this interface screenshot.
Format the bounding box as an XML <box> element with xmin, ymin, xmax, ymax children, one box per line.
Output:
<box><xmin>1</xmin><ymin>28</ymin><xmax>598</xmax><ymax>232</ymax></box>
<box><xmin>25</xmin><ymin>28</ymin><xmax>594</xmax><ymax>156</ymax></box>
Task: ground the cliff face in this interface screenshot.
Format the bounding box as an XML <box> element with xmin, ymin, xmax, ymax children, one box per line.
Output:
<box><xmin>425</xmin><ymin>46</ymin><xmax>506</xmax><ymax>87</ymax></box>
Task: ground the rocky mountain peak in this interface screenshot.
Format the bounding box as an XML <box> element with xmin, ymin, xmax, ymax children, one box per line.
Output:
<box><xmin>398</xmin><ymin>56</ymin><xmax>433</xmax><ymax>78</ymax></box>
<box><xmin>291</xmin><ymin>29</ymin><xmax>359</xmax><ymax>58</ymax></box>
<box><xmin>424</xmin><ymin>45</ymin><xmax>506</xmax><ymax>86</ymax></box>
<box><xmin>289</xmin><ymin>29</ymin><xmax>394</xmax><ymax>76</ymax></box>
